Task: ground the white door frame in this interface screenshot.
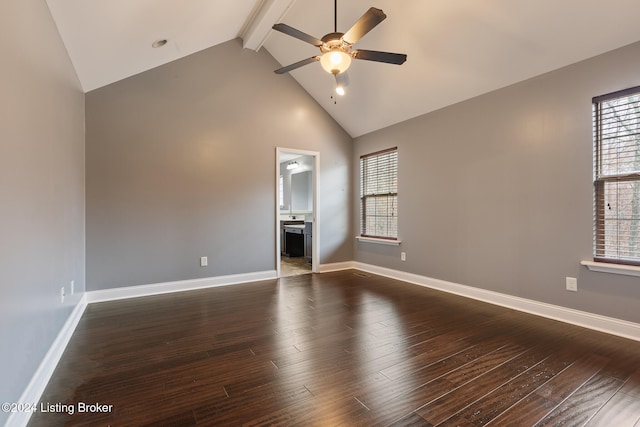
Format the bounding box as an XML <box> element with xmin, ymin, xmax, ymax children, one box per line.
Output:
<box><xmin>275</xmin><ymin>147</ymin><xmax>320</xmax><ymax>277</ymax></box>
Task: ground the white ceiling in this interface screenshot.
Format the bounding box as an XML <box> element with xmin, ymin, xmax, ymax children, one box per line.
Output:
<box><xmin>46</xmin><ymin>0</ymin><xmax>640</xmax><ymax>137</ymax></box>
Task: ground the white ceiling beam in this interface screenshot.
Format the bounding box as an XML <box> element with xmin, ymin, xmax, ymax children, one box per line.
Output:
<box><xmin>241</xmin><ymin>0</ymin><xmax>298</xmax><ymax>51</ymax></box>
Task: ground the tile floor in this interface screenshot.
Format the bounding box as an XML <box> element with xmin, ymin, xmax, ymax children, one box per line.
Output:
<box><xmin>280</xmin><ymin>256</ymin><xmax>311</xmax><ymax>276</ymax></box>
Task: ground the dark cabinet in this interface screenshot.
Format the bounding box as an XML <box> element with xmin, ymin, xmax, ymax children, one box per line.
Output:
<box><xmin>280</xmin><ymin>220</ymin><xmax>312</xmax><ymax>265</ymax></box>
<box><xmin>280</xmin><ymin>220</ymin><xmax>303</xmax><ymax>257</ymax></box>
<box><xmin>285</xmin><ymin>226</ymin><xmax>304</xmax><ymax>257</ymax></box>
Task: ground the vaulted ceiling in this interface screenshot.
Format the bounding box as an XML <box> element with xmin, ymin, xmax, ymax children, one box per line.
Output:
<box><xmin>46</xmin><ymin>0</ymin><xmax>640</xmax><ymax>137</ymax></box>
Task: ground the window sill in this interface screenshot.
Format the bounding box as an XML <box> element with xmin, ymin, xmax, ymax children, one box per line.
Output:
<box><xmin>355</xmin><ymin>236</ymin><xmax>402</xmax><ymax>246</ymax></box>
<box><xmin>580</xmin><ymin>260</ymin><xmax>640</xmax><ymax>277</ymax></box>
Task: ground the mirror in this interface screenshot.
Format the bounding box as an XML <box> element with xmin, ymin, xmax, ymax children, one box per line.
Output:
<box><xmin>291</xmin><ymin>170</ymin><xmax>312</xmax><ymax>211</ymax></box>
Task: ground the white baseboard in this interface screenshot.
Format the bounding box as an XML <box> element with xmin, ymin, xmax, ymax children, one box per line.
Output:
<box><xmin>318</xmin><ymin>261</ymin><xmax>357</xmax><ymax>273</ymax></box>
<box><xmin>8</xmin><ymin>296</ymin><xmax>88</xmax><ymax>427</ymax></box>
<box><xmin>353</xmin><ymin>262</ymin><xmax>640</xmax><ymax>342</ymax></box>
<box><xmin>86</xmin><ymin>270</ymin><xmax>278</xmax><ymax>303</ymax></box>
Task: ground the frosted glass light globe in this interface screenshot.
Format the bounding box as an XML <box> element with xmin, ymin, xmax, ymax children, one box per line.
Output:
<box><xmin>320</xmin><ymin>50</ymin><xmax>351</xmax><ymax>74</ymax></box>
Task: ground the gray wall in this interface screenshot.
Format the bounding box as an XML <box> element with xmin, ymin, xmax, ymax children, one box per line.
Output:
<box><xmin>86</xmin><ymin>38</ymin><xmax>352</xmax><ymax>291</ymax></box>
<box><xmin>0</xmin><ymin>0</ymin><xmax>85</xmax><ymax>422</ymax></box>
<box><xmin>354</xmin><ymin>41</ymin><xmax>640</xmax><ymax>324</ymax></box>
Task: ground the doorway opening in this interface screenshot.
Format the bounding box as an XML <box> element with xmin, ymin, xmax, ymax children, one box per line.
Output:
<box><xmin>276</xmin><ymin>148</ymin><xmax>319</xmax><ymax>277</ymax></box>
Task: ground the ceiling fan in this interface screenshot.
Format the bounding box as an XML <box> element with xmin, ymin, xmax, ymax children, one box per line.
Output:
<box><xmin>271</xmin><ymin>0</ymin><xmax>407</xmax><ymax>95</ymax></box>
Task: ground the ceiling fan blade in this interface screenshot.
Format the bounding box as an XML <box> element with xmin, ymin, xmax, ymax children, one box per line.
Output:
<box><xmin>274</xmin><ymin>56</ymin><xmax>320</xmax><ymax>74</ymax></box>
<box><xmin>335</xmin><ymin>71</ymin><xmax>350</xmax><ymax>88</ymax></box>
<box><xmin>352</xmin><ymin>49</ymin><xmax>407</xmax><ymax>65</ymax></box>
<box><xmin>342</xmin><ymin>7</ymin><xmax>386</xmax><ymax>45</ymax></box>
<box><xmin>272</xmin><ymin>23</ymin><xmax>323</xmax><ymax>47</ymax></box>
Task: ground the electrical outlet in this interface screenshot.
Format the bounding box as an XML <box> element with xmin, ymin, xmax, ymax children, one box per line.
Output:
<box><xmin>60</xmin><ymin>287</ymin><xmax>66</xmax><ymax>303</ymax></box>
<box><xmin>200</xmin><ymin>256</ymin><xmax>208</xmax><ymax>267</ymax></box>
<box><xmin>70</xmin><ymin>280</ymin><xmax>74</xmax><ymax>295</ymax></box>
<box><xmin>401</xmin><ymin>252</ymin><xmax>406</xmax><ymax>261</ymax></box>
<box><xmin>566</xmin><ymin>277</ymin><xmax>578</xmax><ymax>292</ymax></box>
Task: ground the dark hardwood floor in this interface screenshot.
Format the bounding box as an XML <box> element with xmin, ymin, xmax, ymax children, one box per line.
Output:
<box><xmin>28</xmin><ymin>270</ymin><xmax>640</xmax><ymax>426</ymax></box>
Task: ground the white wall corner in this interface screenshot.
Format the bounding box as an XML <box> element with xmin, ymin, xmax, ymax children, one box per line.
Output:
<box><xmin>240</xmin><ymin>0</ymin><xmax>298</xmax><ymax>51</ymax></box>
<box><xmin>353</xmin><ymin>262</ymin><xmax>640</xmax><ymax>343</ymax></box>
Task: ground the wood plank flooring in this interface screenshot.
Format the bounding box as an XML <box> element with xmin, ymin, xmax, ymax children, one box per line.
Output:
<box><xmin>28</xmin><ymin>270</ymin><xmax>640</xmax><ymax>426</ymax></box>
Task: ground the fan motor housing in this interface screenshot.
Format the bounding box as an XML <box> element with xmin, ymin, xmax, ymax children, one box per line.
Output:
<box><xmin>320</xmin><ymin>32</ymin><xmax>351</xmax><ymax>53</ymax></box>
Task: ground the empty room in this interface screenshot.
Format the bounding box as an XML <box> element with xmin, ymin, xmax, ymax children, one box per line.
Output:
<box><xmin>2</xmin><ymin>0</ymin><xmax>640</xmax><ymax>426</ymax></box>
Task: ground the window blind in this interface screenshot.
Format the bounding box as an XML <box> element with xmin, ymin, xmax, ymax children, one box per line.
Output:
<box><xmin>593</xmin><ymin>86</ymin><xmax>640</xmax><ymax>265</ymax></box>
<box><xmin>360</xmin><ymin>147</ymin><xmax>398</xmax><ymax>239</ymax></box>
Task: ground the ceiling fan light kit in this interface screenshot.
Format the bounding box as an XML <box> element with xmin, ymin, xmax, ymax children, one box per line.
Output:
<box><xmin>271</xmin><ymin>1</ymin><xmax>407</xmax><ymax>95</ymax></box>
<box><xmin>320</xmin><ymin>51</ymin><xmax>351</xmax><ymax>75</ymax></box>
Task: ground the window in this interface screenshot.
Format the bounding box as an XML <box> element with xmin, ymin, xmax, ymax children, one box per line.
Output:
<box><xmin>593</xmin><ymin>86</ymin><xmax>640</xmax><ymax>266</ymax></box>
<box><xmin>360</xmin><ymin>147</ymin><xmax>398</xmax><ymax>239</ymax></box>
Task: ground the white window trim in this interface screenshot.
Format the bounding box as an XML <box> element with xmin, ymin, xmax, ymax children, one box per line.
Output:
<box><xmin>360</xmin><ymin>147</ymin><xmax>399</xmax><ymax>240</ymax></box>
<box><xmin>581</xmin><ymin>260</ymin><xmax>640</xmax><ymax>277</ymax></box>
<box><xmin>355</xmin><ymin>236</ymin><xmax>402</xmax><ymax>246</ymax></box>
<box><xmin>591</xmin><ymin>86</ymin><xmax>640</xmax><ymax>266</ymax></box>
